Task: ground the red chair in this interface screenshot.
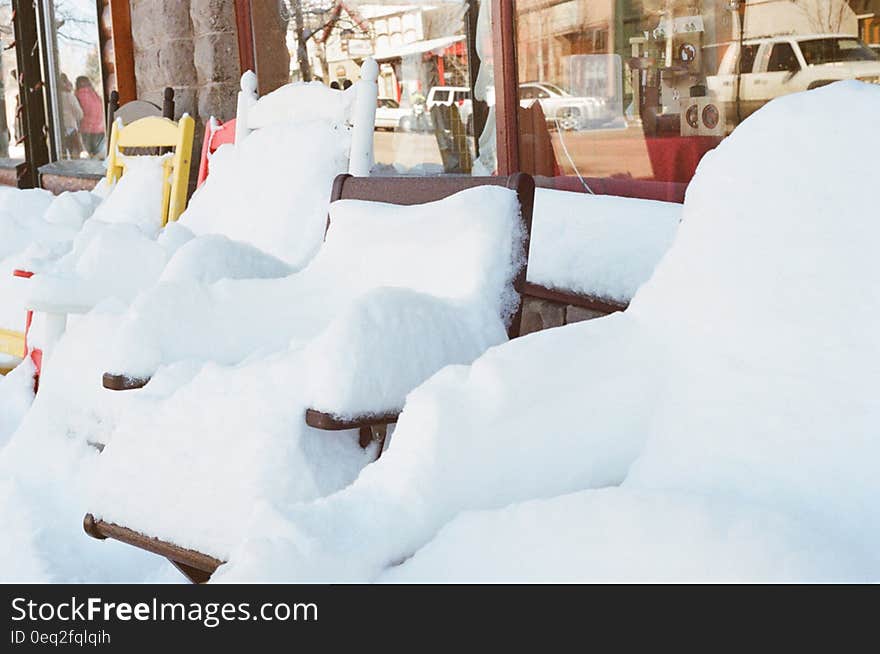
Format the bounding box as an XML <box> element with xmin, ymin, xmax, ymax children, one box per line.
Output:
<box><xmin>7</xmin><ymin>269</ymin><xmax>42</xmax><ymax>391</ymax></box>
<box><xmin>196</xmin><ymin>118</ymin><xmax>236</xmax><ymax>187</ymax></box>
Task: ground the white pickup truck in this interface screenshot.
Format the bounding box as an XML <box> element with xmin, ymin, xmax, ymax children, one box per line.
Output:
<box><xmin>707</xmin><ymin>33</ymin><xmax>880</xmax><ymax>127</ymax></box>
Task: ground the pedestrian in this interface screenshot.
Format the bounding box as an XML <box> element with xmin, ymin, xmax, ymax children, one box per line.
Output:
<box><xmin>59</xmin><ymin>74</ymin><xmax>83</xmax><ymax>158</ymax></box>
<box><xmin>75</xmin><ymin>76</ymin><xmax>105</xmax><ymax>158</ymax></box>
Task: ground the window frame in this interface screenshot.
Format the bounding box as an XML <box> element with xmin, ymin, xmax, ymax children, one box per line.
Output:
<box><xmin>9</xmin><ymin>0</ymin><xmax>134</xmax><ymax>185</ymax></box>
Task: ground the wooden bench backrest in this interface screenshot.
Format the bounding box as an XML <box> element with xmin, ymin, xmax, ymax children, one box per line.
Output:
<box><xmin>328</xmin><ymin>173</ymin><xmax>535</xmax><ymax>339</ymax></box>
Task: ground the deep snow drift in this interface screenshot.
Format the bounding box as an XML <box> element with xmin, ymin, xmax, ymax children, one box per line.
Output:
<box><xmin>0</xmin><ymin>186</ymin><xmax>102</xmax><ymax>338</ymax></box>
<box><xmin>212</xmin><ymin>81</ymin><xmax>880</xmax><ymax>583</ymax></box>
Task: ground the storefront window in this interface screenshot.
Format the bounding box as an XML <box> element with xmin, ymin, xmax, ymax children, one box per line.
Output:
<box><xmin>514</xmin><ymin>0</ymin><xmax>880</xmax><ymax>198</ymax></box>
<box><xmin>254</xmin><ymin>1</ymin><xmax>493</xmax><ymax>176</ymax></box>
<box><xmin>44</xmin><ymin>0</ymin><xmax>106</xmax><ymax>161</ymax></box>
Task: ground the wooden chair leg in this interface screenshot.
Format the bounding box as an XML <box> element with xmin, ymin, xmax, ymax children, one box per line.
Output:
<box><xmin>358</xmin><ymin>424</ymin><xmax>388</xmax><ymax>459</ymax></box>
<box><xmin>169</xmin><ymin>558</ymin><xmax>213</xmax><ymax>584</ymax></box>
<box><xmin>372</xmin><ymin>424</ymin><xmax>388</xmax><ymax>460</ymax></box>
<box><xmin>358</xmin><ymin>426</ymin><xmax>372</xmax><ymax>448</ymax></box>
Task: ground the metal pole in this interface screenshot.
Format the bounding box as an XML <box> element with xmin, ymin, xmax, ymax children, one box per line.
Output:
<box><xmin>11</xmin><ymin>0</ymin><xmax>51</xmax><ymax>187</ymax></box>
<box><xmin>38</xmin><ymin>0</ymin><xmax>61</xmax><ymax>160</ymax></box>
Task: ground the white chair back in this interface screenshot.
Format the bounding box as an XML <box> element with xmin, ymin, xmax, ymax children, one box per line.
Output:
<box><xmin>234</xmin><ymin>59</ymin><xmax>378</xmax><ymax>176</ymax></box>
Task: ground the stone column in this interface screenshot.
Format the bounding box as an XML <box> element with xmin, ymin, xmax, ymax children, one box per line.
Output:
<box><xmin>128</xmin><ymin>0</ymin><xmax>241</xmax><ymax>190</ymax></box>
<box><xmin>190</xmin><ymin>0</ymin><xmax>241</xmax><ymax>125</ymax></box>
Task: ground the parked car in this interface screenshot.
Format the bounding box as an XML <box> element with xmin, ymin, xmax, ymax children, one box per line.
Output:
<box><xmin>375</xmin><ymin>97</ymin><xmax>412</xmax><ymax>132</ymax></box>
<box><xmin>707</xmin><ymin>34</ymin><xmax>880</xmax><ymax>128</ymax></box>
<box><xmin>426</xmin><ymin>86</ymin><xmax>473</xmax><ymax>133</ymax></box>
<box><xmin>518</xmin><ymin>81</ymin><xmax>612</xmax><ymax>130</ymax></box>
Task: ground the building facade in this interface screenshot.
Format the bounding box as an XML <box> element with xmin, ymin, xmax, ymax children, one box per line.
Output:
<box><xmin>0</xmin><ymin>0</ymin><xmax>877</xmax><ymax>323</ymax></box>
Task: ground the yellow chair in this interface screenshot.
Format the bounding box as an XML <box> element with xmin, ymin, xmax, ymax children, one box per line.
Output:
<box><xmin>105</xmin><ymin>114</ymin><xmax>196</xmax><ymax>225</ymax></box>
<box><xmin>0</xmin><ymin>269</ymin><xmax>34</xmax><ymax>375</ymax></box>
<box><xmin>0</xmin><ymin>328</ymin><xmax>26</xmax><ymax>374</ymax></box>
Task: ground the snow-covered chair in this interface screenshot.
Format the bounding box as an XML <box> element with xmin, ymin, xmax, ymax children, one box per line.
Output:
<box><xmin>105</xmin><ymin>114</ymin><xmax>196</xmax><ymax>226</ymax></box>
<box><xmin>196</xmin><ymin>117</ymin><xmax>236</xmax><ymax>187</ymax></box>
<box><xmin>83</xmin><ymin>172</ymin><xmax>535</xmax><ymax>583</ymax></box>
<box><xmin>233</xmin><ymin>61</ymin><xmax>377</xmax><ymax>177</ymax></box>
<box><xmin>20</xmin><ymin>60</ymin><xmax>380</xmax><ymax>382</ymax></box>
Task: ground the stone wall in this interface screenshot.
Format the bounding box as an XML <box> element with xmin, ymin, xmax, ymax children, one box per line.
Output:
<box><xmin>128</xmin><ymin>0</ymin><xmax>241</xmax><ymax>186</ymax></box>
<box><xmin>519</xmin><ymin>297</ymin><xmax>611</xmax><ymax>335</ymax></box>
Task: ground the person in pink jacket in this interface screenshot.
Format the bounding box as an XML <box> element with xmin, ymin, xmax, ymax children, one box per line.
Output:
<box><xmin>75</xmin><ymin>76</ymin><xmax>105</xmax><ymax>158</ymax></box>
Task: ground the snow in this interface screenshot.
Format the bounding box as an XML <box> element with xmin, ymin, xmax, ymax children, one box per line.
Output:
<box><xmin>179</xmin><ymin>120</ymin><xmax>351</xmax><ymax>267</ymax></box>
<box><xmin>622</xmin><ymin>82</ymin><xmax>880</xmax><ymax>556</ymax></box>
<box><xmin>213</xmin><ymin>82</ymin><xmax>880</xmax><ymax>583</ymax></box>
<box><xmin>0</xmin><ymin>189</ymin><xmax>101</xmax><ymax>332</ymax></box>
<box><xmin>302</xmin><ymin>287</ymin><xmax>506</xmax><ymax>417</ymax></box>
<box><xmin>26</xmin><ymin>222</ymin><xmax>170</xmax><ymax>314</ymax></box>
<box><xmin>160</xmin><ymin>234</ymin><xmax>292</xmax><ymax>284</ymax></box>
<box><xmin>0</xmin><ymin>80</ymin><xmax>381</xmax><ymax>582</ymax></box>
<box><xmin>382</xmin><ymin>488</ymin><xmax>872</xmax><ymax>583</ymax></box>
<box><xmin>0</xmin><ymin>188</ymin><xmax>56</xmax><ymax>261</ymax></box>
<box><xmin>0</xmin><ymin>158</ymin><xmax>167</xmax><ymax>339</ymax></box>
<box><xmin>213</xmin><ymin>314</ymin><xmax>655</xmax><ymax>582</ymax></box>
<box><xmin>89</xmin><ymin>155</ymin><xmax>168</xmax><ymax>237</ymax></box>
<box><xmin>0</xmin><ymin>480</ymin><xmax>51</xmax><ymax>583</ymax></box>
<box><xmin>103</xmin><ymin>185</ymin><xmax>523</xmax><ymax>378</ymax></box>
<box><xmin>29</xmin><ymin>184</ymin><xmax>524</xmax><ymax>563</ymax></box>
<box><xmin>527</xmin><ymin>189</ymin><xmax>680</xmax><ymax>304</ymax></box>
<box><xmin>0</xmin><ymin>359</ymin><xmax>35</xmax><ymax>449</ymax></box>
<box><xmin>1</xmin><ymin>82</ymin><xmax>878</xmax><ymax>583</ymax></box>
<box><xmin>19</xmin><ymin>116</ymin><xmax>353</xmax><ymax>354</ymax></box>
<box><xmin>245</xmin><ymin>81</ymin><xmax>356</xmax><ymax>130</ymax></box>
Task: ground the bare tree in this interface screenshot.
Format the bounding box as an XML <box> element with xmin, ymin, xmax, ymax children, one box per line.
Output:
<box><xmin>793</xmin><ymin>0</ymin><xmax>851</xmax><ymax>34</ymax></box>
<box><xmin>286</xmin><ymin>0</ymin><xmax>372</xmax><ymax>83</ymax></box>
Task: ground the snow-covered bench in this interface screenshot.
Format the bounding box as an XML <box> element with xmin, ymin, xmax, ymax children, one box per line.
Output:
<box><xmin>302</xmin><ymin>172</ymin><xmax>535</xmax><ymax>451</ymax></box>
<box><xmin>83</xmin><ymin>172</ymin><xmax>535</xmax><ymax>583</ymax></box>
<box><xmin>523</xmin><ymin>188</ymin><xmax>681</xmax><ymax>318</ymax></box>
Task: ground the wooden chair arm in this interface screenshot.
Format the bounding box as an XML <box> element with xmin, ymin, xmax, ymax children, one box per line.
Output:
<box><xmin>305</xmin><ymin>409</ymin><xmax>399</xmax><ymax>431</ymax></box>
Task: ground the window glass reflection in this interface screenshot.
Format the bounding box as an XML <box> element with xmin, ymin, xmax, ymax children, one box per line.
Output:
<box><xmin>47</xmin><ymin>0</ymin><xmax>106</xmax><ymax>160</ymax></box>
<box><xmin>273</xmin><ymin>1</ymin><xmax>491</xmax><ymax>176</ymax></box>
<box><xmin>0</xmin><ymin>1</ymin><xmax>20</xmax><ymax>159</ymax></box>
<box><xmin>516</xmin><ymin>0</ymin><xmax>880</xmax><ymax>196</ymax></box>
